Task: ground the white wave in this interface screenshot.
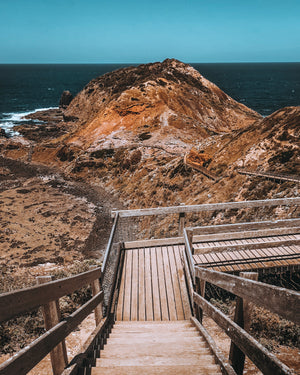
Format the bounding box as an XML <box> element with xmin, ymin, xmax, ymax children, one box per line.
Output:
<box><xmin>0</xmin><ymin>107</ymin><xmax>58</xmax><ymax>136</ymax></box>
<box><xmin>0</xmin><ymin>121</ymin><xmax>20</xmax><ymax>136</ymax></box>
<box><xmin>3</xmin><ymin>107</ymin><xmax>58</xmax><ymax>122</ymax></box>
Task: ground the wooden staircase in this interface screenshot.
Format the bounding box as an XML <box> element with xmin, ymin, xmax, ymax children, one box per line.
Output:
<box><xmin>92</xmin><ymin>320</ymin><xmax>222</xmax><ymax>374</ymax></box>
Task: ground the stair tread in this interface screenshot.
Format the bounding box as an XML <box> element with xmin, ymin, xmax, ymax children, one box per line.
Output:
<box><xmin>92</xmin><ymin>321</ymin><xmax>221</xmax><ymax>375</ymax></box>
<box><xmin>114</xmin><ymin>326</ymin><xmax>197</xmax><ymax>332</ymax></box>
<box><xmin>92</xmin><ymin>364</ymin><xmax>222</xmax><ymax>375</ymax></box>
<box><xmin>96</xmin><ymin>355</ymin><xmax>217</xmax><ymax>366</ymax></box>
<box><xmin>100</xmin><ymin>347</ymin><xmax>211</xmax><ymax>357</ymax></box>
<box><xmin>106</xmin><ymin>336</ymin><xmax>205</xmax><ymax>344</ymax></box>
<box><xmin>109</xmin><ymin>331</ymin><xmax>200</xmax><ymax>338</ymax></box>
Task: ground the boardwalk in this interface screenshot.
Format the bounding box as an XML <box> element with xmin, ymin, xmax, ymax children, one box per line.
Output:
<box><xmin>116</xmin><ymin>246</ymin><xmax>191</xmax><ymax>321</ymax></box>
<box><xmin>237</xmin><ymin>169</ymin><xmax>300</xmax><ymax>183</ymax></box>
<box><xmin>1</xmin><ymin>198</ymin><xmax>299</xmax><ymax>375</ymax></box>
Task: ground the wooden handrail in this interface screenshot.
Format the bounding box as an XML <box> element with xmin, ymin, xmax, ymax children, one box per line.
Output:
<box><xmin>195</xmin><ymin>267</ymin><xmax>300</xmax><ymax>324</ymax></box>
<box><xmin>183</xmin><ymin>228</ymin><xmax>195</xmax><ymax>283</ymax></box>
<box><xmin>237</xmin><ymin>169</ymin><xmax>300</xmax><ymax>183</ymax></box>
<box><xmin>102</xmin><ymin>212</ymin><xmax>119</xmax><ymax>274</ymax></box>
<box><xmin>0</xmin><ymin>291</ymin><xmax>103</xmax><ymax>375</ymax></box>
<box><xmin>188</xmin><ymin>218</ymin><xmax>300</xmax><ymax>235</ymax></box>
<box><xmin>193</xmin><ymin>291</ymin><xmax>291</xmax><ymax>375</ymax></box>
<box><xmin>0</xmin><ymin>267</ymin><xmax>101</xmax><ymax>323</ymax></box>
<box><xmin>61</xmin><ymin>317</ymin><xmax>110</xmax><ymax>375</ymax></box>
<box><xmin>111</xmin><ymin>197</ymin><xmax>300</xmax><ymax>218</ymax></box>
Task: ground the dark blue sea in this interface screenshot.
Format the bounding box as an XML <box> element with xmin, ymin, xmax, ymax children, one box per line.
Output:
<box><xmin>0</xmin><ymin>63</ymin><xmax>299</xmax><ymax>136</ymax></box>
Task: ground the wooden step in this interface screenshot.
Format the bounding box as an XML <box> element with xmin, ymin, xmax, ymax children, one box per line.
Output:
<box><xmin>96</xmin><ymin>355</ymin><xmax>217</xmax><ymax>367</ymax></box>
<box><xmin>106</xmin><ymin>336</ymin><xmax>205</xmax><ymax>345</ymax></box>
<box><xmin>92</xmin><ymin>320</ymin><xmax>222</xmax><ymax>375</ymax></box>
<box><xmin>92</xmin><ymin>364</ymin><xmax>222</xmax><ymax>374</ymax></box>
<box><xmin>100</xmin><ymin>344</ymin><xmax>211</xmax><ymax>357</ymax></box>
<box><xmin>109</xmin><ymin>330</ymin><xmax>199</xmax><ymax>339</ymax></box>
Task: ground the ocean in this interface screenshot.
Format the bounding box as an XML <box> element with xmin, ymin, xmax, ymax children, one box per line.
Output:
<box><xmin>0</xmin><ymin>63</ymin><xmax>299</xmax><ymax>136</ymax></box>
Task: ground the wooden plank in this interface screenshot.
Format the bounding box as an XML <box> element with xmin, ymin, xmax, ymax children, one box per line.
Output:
<box><xmin>124</xmin><ymin>237</ymin><xmax>184</xmax><ymax>249</ymax></box>
<box><xmin>0</xmin><ymin>291</ymin><xmax>103</xmax><ymax>375</ymax></box>
<box><xmin>123</xmin><ymin>250</ymin><xmax>133</xmax><ymax>321</ymax></box>
<box><xmin>138</xmin><ymin>248</ymin><xmax>145</xmax><ymax>321</ymax></box>
<box><xmin>194</xmin><ymin>292</ymin><xmax>292</xmax><ymax>375</ymax></box>
<box><xmin>156</xmin><ymin>247</ymin><xmax>169</xmax><ymax>320</ymax></box>
<box><xmin>193</xmin><ymin>228</ymin><xmax>299</xmax><ymax>243</ymax></box>
<box><xmin>144</xmin><ymin>248</ymin><xmax>153</xmax><ymax>321</ymax></box>
<box><xmin>150</xmin><ymin>247</ymin><xmax>161</xmax><ymax>321</ymax></box>
<box><xmin>0</xmin><ymin>267</ymin><xmax>102</xmax><ymax>323</ymax></box>
<box><xmin>131</xmin><ymin>250</ymin><xmax>139</xmax><ymax>321</ymax></box>
<box><xmin>173</xmin><ymin>245</ymin><xmax>191</xmax><ymax>319</ymax></box>
<box><xmin>168</xmin><ymin>246</ymin><xmax>185</xmax><ymax>320</ymax></box>
<box><xmin>194</xmin><ymin>238</ymin><xmax>300</xmax><ymax>254</ymax></box>
<box><xmin>162</xmin><ymin>247</ymin><xmax>177</xmax><ymax>320</ymax></box>
<box><xmin>195</xmin><ymin>267</ymin><xmax>300</xmax><ymax>324</ymax></box>
<box><xmin>116</xmin><ymin>251</ymin><xmax>126</xmax><ymax>320</ymax></box>
<box><xmin>124</xmin><ymin>227</ymin><xmax>300</xmax><ymax>250</ymax></box>
<box><xmin>112</xmin><ymin>197</ymin><xmax>300</xmax><ymax>218</ymax></box>
<box><xmin>190</xmin><ymin>317</ymin><xmax>237</xmax><ymax>375</ymax></box>
<box><xmin>192</xmin><ymin>218</ymin><xmax>300</xmax><ymax>235</ymax></box>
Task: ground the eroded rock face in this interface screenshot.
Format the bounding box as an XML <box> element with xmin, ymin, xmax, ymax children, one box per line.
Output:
<box><xmin>63</xmin><ymin>59</ymin><xmax>261</xmax><ymax>153</ymax></box>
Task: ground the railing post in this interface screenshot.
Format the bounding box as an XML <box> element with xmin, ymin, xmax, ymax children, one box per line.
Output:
<box><xmin>37</xmin><ymin>276</ymin><xmax>68</xmax><ymax>375</ymax></box>
<box><xmin>229</xmin><ymin>272</ymin><xmax>258</xmax><ymax>375</ymax></box>
<box><xmin>178</xmin><ymin>211</ymin><xmax>185</xmax><ymax>236</ymax></box>
<box><xmin>186</xmin><ymin>228</ymin><xmax>194</xmax><ymax>254</ymax></box>
<box><xmin>89</xmin><ymin>266</ymin><xmax>103</xmax><ymax>325</ymax></box>
<box><xmin>194</xmin><ymin>277</ymin><xmax>206</xmax><ymax>323</ymax></box>
<box><xmin>240</xmin><ymin>272</ymin><xmax>259</xmax><ymax>333</ymax></box>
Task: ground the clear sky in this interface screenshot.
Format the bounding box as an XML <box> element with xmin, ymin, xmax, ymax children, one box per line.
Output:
<box><xmin>1</xmin><ymin>0</ymin><xmax>299</xmax><ymax>63</ymax></box>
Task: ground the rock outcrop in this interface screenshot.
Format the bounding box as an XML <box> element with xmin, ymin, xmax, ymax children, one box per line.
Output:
<box><xmin>62</xmin><ymin>59</ymin><xmax>261</xmax><ymax>153</ymax></box>
<box><xmin>59</xmin><ymin>90</ymin><xmax>73</xmax><ymax>109</ymax></box>
<box><xmin>1</xmin><ymin>59</ymin><xmax>298</xmax><ymax>214</ymax></box>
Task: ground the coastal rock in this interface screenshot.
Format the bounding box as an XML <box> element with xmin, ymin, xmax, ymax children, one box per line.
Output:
<box><xmin>0</xmin><ymin>128</ymin><xmax>9</xmax><ymax>138</ymax></box>
<box><xmin>59</xmin><ymin>90</ymin><xmax>73</xmax><ymax>109</ymax></box>
<box><xmin>63</xmin><ymin>59</ymin><xmax>261</xmax><ymax>152</ymax></box>
<box><xmin>17</xmin><ymin>109</ymin><xmax>69</xmax><ymax>141</ymax></box>
<box><xmin>1</xmin><ymin>60</ymin><xmax>297</xmax><ymax>215</ymax></box>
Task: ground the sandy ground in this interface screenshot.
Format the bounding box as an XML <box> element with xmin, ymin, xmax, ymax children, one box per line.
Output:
<box><xmin>0</xmin><ymin>313</ymin><xmax>96</xmax><ymax>374</ymax></box>
<box><xmin>0</xmin><ymin>156</ymin><xmax>123</xmax><ymax>269</ymax></box>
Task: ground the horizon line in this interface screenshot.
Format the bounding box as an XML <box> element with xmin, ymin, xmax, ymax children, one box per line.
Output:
<box><xmin>0</xmin><ymin>61</ymin><xmax>300</xmax><ymax>65</ymax></box>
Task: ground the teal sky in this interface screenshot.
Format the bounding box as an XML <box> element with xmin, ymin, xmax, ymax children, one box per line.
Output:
<box><xmin>1</xmin><ymin>0</ymin><xmax>300</xmax><ymax>63</ymax></box>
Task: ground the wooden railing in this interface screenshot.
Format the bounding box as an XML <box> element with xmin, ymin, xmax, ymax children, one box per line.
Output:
<box><xmin>180</xmin><ymin>214</ymin><xmax>300</xmax><ymax>375</ymax></box>
<box><xmin>190</xmin><ymin>266</ymin><xmax>299</xmax><ymax>375</ymax></box>
<box><xmin>112</xmin><ymin>197</ymin><xmax>300</xmax><ymax>218</ymax></box>
<box><xmin>0</xmin><ymin>268</ymin><xmax>104</xmax><ymax>375</ymax></box>
<box><xmin>102</xmin><ymin>211</ymin><xmax>119</xmax><ymax>275</ymax></box>
<box><xmin>237</xmin><ymin>169</ymin><xmax>300</xmax><ymax>183</ymax></box>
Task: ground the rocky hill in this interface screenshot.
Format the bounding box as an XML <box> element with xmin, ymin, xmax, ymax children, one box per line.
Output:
<box><xmin>63</xmin><ymin>59</ymin><xmax>260</xmax><ymax>152</ymax></box>
<box><xmin>0</xmin><ymin>59</ymin><xmax>298</xmax><ymax>214</ymax></box>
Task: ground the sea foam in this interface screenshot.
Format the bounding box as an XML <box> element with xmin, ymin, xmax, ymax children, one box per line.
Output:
<box><xmin>0</xmin><ymin>107</ymin><xmax>58</xmax><ymax>137</ymax></box>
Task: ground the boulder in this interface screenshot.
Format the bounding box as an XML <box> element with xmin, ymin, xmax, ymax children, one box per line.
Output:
<box><xmin>0</xmin><ymin>128</ymin><xmax>9</xmax><ymax>138</ymax></box>
<box><xmin>59</xmin><ymin>90</ymin><xmax>73</xmax><ymax>109</ymax></box>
